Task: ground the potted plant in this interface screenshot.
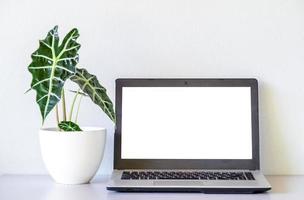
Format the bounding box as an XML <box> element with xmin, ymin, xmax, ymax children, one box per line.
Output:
<box><xmin>26</xmin><ymin>26</ymin><xmax>115</xmax><ymax>184</ymax></box>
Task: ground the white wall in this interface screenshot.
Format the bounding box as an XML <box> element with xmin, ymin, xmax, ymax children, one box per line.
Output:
<box><xmin>1</xmin><ymin>0</ymin><xmax>304</xmax><ymax>175</ymax></box>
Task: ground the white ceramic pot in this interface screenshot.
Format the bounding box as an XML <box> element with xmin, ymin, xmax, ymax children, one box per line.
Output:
<box><xmin>39</xmin><ymin>127</ymin><xmax>106</xmax><ymax>184</ymax></box>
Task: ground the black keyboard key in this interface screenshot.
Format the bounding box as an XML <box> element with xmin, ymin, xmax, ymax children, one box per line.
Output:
<box><xmin>121</xmin><ymin>171</ymin><xmax>131</xmax><ymax>180</ymax></box>
<box><xmin>245</xmin><ymin>172</ymin><xmax>255</xmax><ymax>180</ymax></box>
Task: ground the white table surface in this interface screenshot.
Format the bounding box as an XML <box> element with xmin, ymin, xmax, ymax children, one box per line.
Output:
<box><xmin>0</xmin><ymin>175</ymin><xmax>302</xmax><ymax>200</ymax></box>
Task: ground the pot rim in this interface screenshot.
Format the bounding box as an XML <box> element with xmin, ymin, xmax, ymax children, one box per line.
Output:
<box><xmin>40</xmin><ymin>127</ymin><xmax>106</xmax><ymax>133</ymax></box>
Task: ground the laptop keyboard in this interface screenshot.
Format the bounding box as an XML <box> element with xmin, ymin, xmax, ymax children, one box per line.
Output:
<box><xmin>121</xmin><ymin>171</ymin><xmax>255</xmax><ymax>180</ymax></box>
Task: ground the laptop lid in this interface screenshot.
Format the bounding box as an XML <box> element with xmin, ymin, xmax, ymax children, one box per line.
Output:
<box><xmin>114</xmin><ymin>79</ymin><xmax>260</xmax><ymax>170</ymax></box>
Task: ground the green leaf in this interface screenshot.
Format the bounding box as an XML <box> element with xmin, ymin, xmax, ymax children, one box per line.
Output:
<box><xmin>70</xmin><ymin>68</ymin><xmax>116</xmax><ymax>123</ymax></box>
<box><xmin>28</xmin><ymin>26</ymin><xmax>81</xmax><ymax>122</ymax></box>
<box><xmin>58</xmin><ymin>121</ymin><xmax>82</xmax><ymax>131</ymax></box>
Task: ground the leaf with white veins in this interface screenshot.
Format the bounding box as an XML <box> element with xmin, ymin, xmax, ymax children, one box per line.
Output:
<box><xmin>28</xmin><ymin>26</ymin><xmax>81</xmax><ymax>122</ymax></box>
<box><xmin>70</xmin><ymin>68</ymin><xmax>116</xmax><ymax>123</ymax></box>
<box><xmin>58</xmin><ymin>121</ymin><xmax>82</xmax><ymax>131</ymax></box>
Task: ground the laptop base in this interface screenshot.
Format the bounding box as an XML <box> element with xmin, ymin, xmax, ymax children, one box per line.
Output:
<box><xmin>107</xmin><ymin>186</ymin><xmax>271</xmax><ymax>194</ymax></box>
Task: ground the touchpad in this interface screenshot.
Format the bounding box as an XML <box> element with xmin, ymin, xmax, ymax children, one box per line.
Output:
<box><xmin>153</xmin><ymin>181</ymin><xmax>204</xmax><ymax>186</ymax></box>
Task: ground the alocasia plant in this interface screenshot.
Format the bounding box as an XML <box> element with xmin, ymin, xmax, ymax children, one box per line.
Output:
<box><xmin>27</xmin><ymin>26</ymin><xmax>115</xmax><ymax>131</ymax></box>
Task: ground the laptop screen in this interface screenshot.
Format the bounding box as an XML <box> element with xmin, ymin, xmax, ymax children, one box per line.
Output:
<box><xmin>121</xmin><ymin>87</ymin><xmax>252</xmax><ymax>160</ymax></box>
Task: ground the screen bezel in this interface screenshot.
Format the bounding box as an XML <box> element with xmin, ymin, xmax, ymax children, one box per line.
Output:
<box><xmin>114</xmin><ymin>79</ymin><xmax>260</xmax><ymax>170</ymax></box>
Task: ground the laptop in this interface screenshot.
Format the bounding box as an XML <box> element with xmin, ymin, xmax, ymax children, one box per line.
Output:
<box><xmin>107</xmin><ymin>78</ymin><xmax>271</xmax><ymax>193</ymax></box>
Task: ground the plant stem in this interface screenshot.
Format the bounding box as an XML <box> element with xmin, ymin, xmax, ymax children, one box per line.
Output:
<box><xmin>75</xmin><ymin>94</ymin><xmax>83</xmax><ymax>123</ymax></box>
<box><xmin>61</xmin><ymin>89</ymin><xmax>67</xmax><ymax>121</ymax></box>
<box><xmin>69</xmin><ymin>89</ymin><xmax>80</xmax><ymax>121</ymax></box>
<box><xmin>56</xmin><ymin>105</ymin><xmax>62</xmax><ymax>131</ymax></box>
<box><xmin>55</xmin><ymin>104</ymin><xmax>60</xmax><ymax>124</ymax></box>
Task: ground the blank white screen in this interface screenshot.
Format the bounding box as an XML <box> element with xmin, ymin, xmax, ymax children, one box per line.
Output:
<box><xmin>121</xmin><ymin>87</ymin><xmax>252</xmax><ymax>159</ymax></box>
